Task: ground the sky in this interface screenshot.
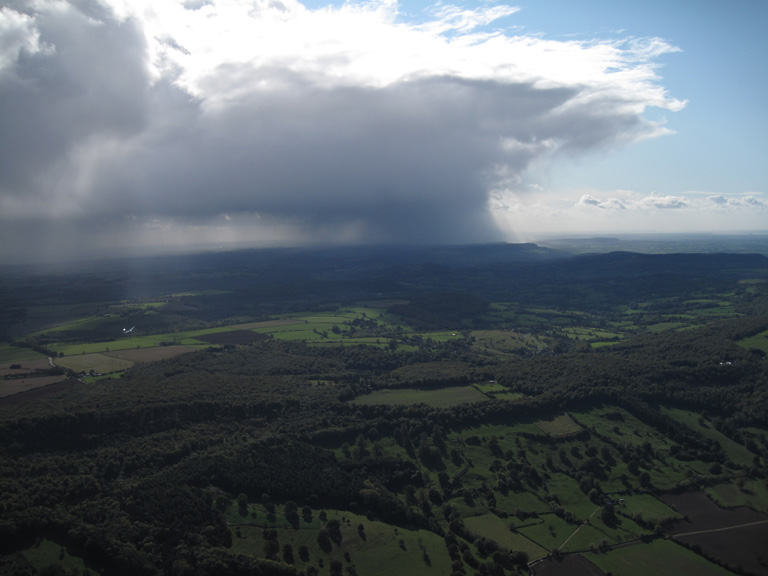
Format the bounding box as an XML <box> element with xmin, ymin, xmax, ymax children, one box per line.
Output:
<box><xmin>0</xmin><ymin>0</ymin><xmax>765</xmax><ymax>263</ymax></box>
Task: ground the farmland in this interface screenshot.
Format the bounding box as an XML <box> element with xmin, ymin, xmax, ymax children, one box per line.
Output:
<box><xmin>56</xmin><ymin>353</ymin><xmax>134</xmax><ymax>374</ymax></box>
<box><xmin>350</xmin><ymin>386</ymin><xmax>488</xmax><ymax>408</ymax></box>
<box><xmin>533</xmin><ymin>554</ymin><xmax>605</xmax><ymax>576</ymax></box>
<box><xmin>587</xmin><ymin>539</ymin><xmax>737</xmax><ymax>576</ymax></box>
<box><xmin>228</xmin><ymin>503</ymin><xmax>452</xmax><ymax>576</ymax></box>
<box><xmin>535</xmin><ymin>414</ymin><xmax>582</xmax><ymax>437</ymax></box>
<box><xmin>0</xmin><ymin>243</ymin><xmax>766</xmax><ymax>576</ymax></box>
<box><xmin>662</xmin><ymin>492</ymin><xmax>768</xmax><ymax>575</ymax></box>
<box><xmin>0</xmin><ymin>374</ymin><xmax>68</xmax><ymax>398</ymax></box>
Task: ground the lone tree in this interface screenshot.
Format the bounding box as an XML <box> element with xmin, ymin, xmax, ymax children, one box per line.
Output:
<box><xmin>601</xmin><ymin>505</ymin><xmax>617</xmax><ymax>527</ymax></box>
<box><xmin>285</xmin><ymin>500</ymin><xmax>300</xmax><ymax>528</ymax></box>
<box><xmin>237</xmin><ymin>493</ymin><xmax>248</xmax><ymax>516</ymax></box>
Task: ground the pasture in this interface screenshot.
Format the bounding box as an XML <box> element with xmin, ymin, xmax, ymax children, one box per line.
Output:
<box><xmin>55</xmin><ymin>353</ymin><xmax>134</xmax><ymax>374</ymax></box>
<box><xmin>572</xmin><ymin>407</ymin><xmax>674</xmax><ymax>451</ymax></box>
<box><xmin>463</xmin><ymin>513</ymin><xmax>547</xmax><ymax>560</ymax></box>
<box><xmin>706</xmin><ymin>479</ymin><xmax>768</xmax><ymax>512</ymax></box>
<box><xmin>0</xmin><ymin>344</ymin><xmax>46</xmax><ymax>363</ymax></box>
<box><xmin>18</xmin><ymin>538</ymin><xmax>91</xmax><ymax>575</ymax></box>
<box><xmin>472</xmin><ymin>381</ymin><xmax>508</xmax><ymax>394</ymax></box>
<box><xmin>104</xmin><ymin>345</ymin><xmax>199</xmax><ymax>363</ymax></box>
<box><xmin>662</xmin><ymin>407</ymin><xmax>756</xmax><ymax>466</ymax></box>
<box><xmin>351</xmin><ymin>386</ymin><xmax>487</xmax><ymax>408</ymax></box>
<box><xmin>645</xmin><ymin>321</ymin><xmax>689</xmax><ymax>332</ymax></box>
<box><xmin>618</xmin><ymin>494</ymin><xmax>682</xmax><ymax>525</ymax></box>
<box><xmin>470</xmin><ymin>329</ymin><xmax>546</xmax><ymax>355</ymax></box>
<box><xmin>535</xmin><ymin>414</ymin><xmax>582</xmax><ymax>437</ymax></box>
<box><xmin>229</xmin><ymin>505</ymin><xmax>451</xmax><ymax>576</ymax></box>
<box><xmin>517</xmin><ymin>513</ymin><xmax>577</xmax><ymax>551</ymax></box>
<box><xmin>546</xmin><ymin>473</ymin><xmax>600</xmax><ymax>520</ymax></box>
<box><xmin>562</xmin><ymin>327</ymin><xmax>625</xmax><ymax>341</ymax></box>
<box><xmin>739</xmin><ymin>328</ymin><xmax>768</xmax><ymax>353</ymax></box>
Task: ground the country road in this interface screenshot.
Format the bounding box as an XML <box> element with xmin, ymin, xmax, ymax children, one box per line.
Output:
<box><xmin>557</xmin><ymin>506</ymin><xmax>601</xmax><ymax>551</ymax></box>
<box><xmin>674</xmin><ymin>519</ymin><xmax>768</xmax><ymax>538</ymax></box>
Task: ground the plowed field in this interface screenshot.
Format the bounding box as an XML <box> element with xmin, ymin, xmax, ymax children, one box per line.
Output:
<box><xmin>663</xmin><ymin>491</ymin><xmax>768</xmax><ymax>575</ymax></box>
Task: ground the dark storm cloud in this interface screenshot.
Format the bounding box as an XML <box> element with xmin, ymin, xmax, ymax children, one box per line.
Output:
<box><xmin>85</xmin><ymin>74</ymin><xmax>582</xmax><ymax>244</ymax></box>
<box><xmin>0</xmin><ymin>4</ymin><xmax>148</xmax><ymax>197</ymax></box>
<box><xmin>0</xmin><ymin>0</ymin><xmax>683</xmax><ymax>263</ymax></box>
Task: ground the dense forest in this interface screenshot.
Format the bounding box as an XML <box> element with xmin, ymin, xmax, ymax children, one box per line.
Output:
<box><xmin>1</xmin><ymin>242</ymin><xmax>767</xmax><ymax>576</ymax></box>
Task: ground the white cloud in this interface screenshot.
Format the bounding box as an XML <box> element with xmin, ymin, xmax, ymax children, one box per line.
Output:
<box><xmin>576</xmin><ymin>194</ymin><xmax>627</xmax><ymax>209</ymax></box>
<box><xmin>492</xmin><ymin>189</ymin><xmax>767</xmax><ymax>239</ymax></box>
<box><xmin>638</xmin><ymin>194</ymin><xmax>688</xmax><ymax>209</ymax></box>
<box><xmin>743</xmin><ymin>196</ymin><xmax>765</xmax><ymax>207</ymax></box>
<box><xmin>0</xmin><ymin>0</ymin><xmax>692</xmax><ymax>262</ymax></box>
<box><xmin>577</xmin><ymin>194</ymin><xmax>601</xmax><ymax>207</ymax></box>
<box><xmin>0</xmin><ymin>7</ymin><xmax>50</xmax><ymax>76</ymax></box>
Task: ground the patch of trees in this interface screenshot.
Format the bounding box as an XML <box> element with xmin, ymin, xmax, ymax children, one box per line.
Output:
<box><xmin>1</xmin><ymin>249</ymin><xmax>767</xmax><ymax>574</ymax></box>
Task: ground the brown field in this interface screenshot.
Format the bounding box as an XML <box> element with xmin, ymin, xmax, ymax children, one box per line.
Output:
<box><xmin>195</xmin><ymin>330</ymin><xmax>270</xmax><ymax>345</ymax></box>
<box><xmin>0</xmin><ymin>358</ymin><xmax>53</xmax><ymax>377</ymax></box>
<box><xmin>662</xmin><ymin>492</ymin><xmax>767</xmax><ymax>534</ymax></box>
<box><xmin>105</xmin><ymin>345</ymin><xmax>198</xmax><ymax>363</ymax></box>
<box><xmin>663</xmin><ymin>491</ymin><xmax>768</xmax><ymax>575</ymax></box>
<box><xmin>677</xmin><ymin>524</ymin><xmax>768</xmax><ymax>575</ymax></box>
<box><xmin>0</xmin><ymin>375</ymin><xmax>69</xmax><ymax>398</ymax></box>
<box><xmin>0</xmin><ymin>378</ymin><xmax>74</xmax><ymax>405</ymax></box>
<box><xmin>238</xmin><ymin>319</ymin><xmax>303</xmax><ymax>329</ymax></box>
<box><xmin>533</xmin><ymin>554</ymin><xmax>605</xmax><ymax>576</ymax></box>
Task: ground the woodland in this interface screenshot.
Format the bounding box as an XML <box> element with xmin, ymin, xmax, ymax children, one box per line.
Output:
<box><xmin>0</xmin><ymin>241</ymin><xmax>767</xmax><ymax>576</ymax></box>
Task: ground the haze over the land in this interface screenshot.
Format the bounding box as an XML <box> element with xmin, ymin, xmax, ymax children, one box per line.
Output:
<box><xmin>0</xmin><ymin>0</ymin><xmax>765</xmax><ymax>263</ymax></box>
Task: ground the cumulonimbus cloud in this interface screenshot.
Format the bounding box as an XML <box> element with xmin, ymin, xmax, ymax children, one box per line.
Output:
<box><xmin>0</xmin><ymin>0</ymin><xmax>686</xmax><ymax>262</ymax></box>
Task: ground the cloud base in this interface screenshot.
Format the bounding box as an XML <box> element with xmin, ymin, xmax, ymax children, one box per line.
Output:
<box><xmin>0</xmin><ymin>0</ymin><xmax>695</xmax><ymax>262</ymax></box>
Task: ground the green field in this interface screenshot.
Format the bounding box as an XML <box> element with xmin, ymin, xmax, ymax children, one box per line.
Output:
<box><xmin>494</xmin><ymin>491</ymin><xmax>550</xmax><ymax>518</ymax></box>
<box><xmin>351</xmin><ymin>386</ymin><xmax>488</xmax><ymax>408</ymax></box>
<box><xmin>42</xmin><ymin>307</ymin><xmax>420</xmax><ymax>357</ymax></box>
<box><xmin>463</xmin><ymin>514</ymin><xmax>548</xmax><ymax>560</ymax></box>
<box><xmin>229</xmin><ymin>506</ymin><xmax>451</xmax><ymax>576</ymax></box>
<box><xmin>472</xmin><ymin>381</ymin><xmax>509</xmax><ymax>393</ymax></box>
<box><xmin>618</xmin><ymin>494</ymin><xmax>682</xmax><ymax>525</ymax></box>
<box><xmin>517</xmin><ymin>513</ymin><xmax>577</xmax><ymax>551</ymax></box>
<box><xmin>706</xmin><ymin>479</ymin><xmax>768</xmax><ymax>512</ymax></box>
<box><xmin>55</xmin><ymin>353</ymin><xmax>134</xmax><ymax>374</ymax></box>
<box><xmin>19</xmin><ymin>538</ymin><xmax>93</xmax><ymax>575</ymax></box>
<box><xmin>0</xmin><ymin>344</ymin><xmax>46</xmax><ymax>363</ymax></box>
<box><xmin>739</xmin><ymin>329</ymin><xmax>768</xmax><ymax>352</ymax></box>
<box><xmin>560</xmin><ymin>523</ymin><xmax>620</xmax><ymax>553</ymax></box>
<box><xmin>535</xmin><ymin>414</ymin><xmax>582</xmax><ymax>437</ymax></box>
<box><xmin>562</xmin><ymin>327</ymin><xmax>625</xmax><ymax>340</ymax></box>
<box><xmin>662</xmin><ymin>407</ymin><xmax>756</xmax><ymax>466</ymax></box>
<box><xmin>546</xmin><ymin>473</ymin><xmax>600</xmax><ymax>520</ymax></box>
<box><xmin>645</xmin><ymin>321</ymin><xmax>689</xmax><ymax>332</ymax></box>
<box><xmin>470</xmin><ymin>329</ymin><xmax>546</xmax><ymax>355</ymax></box>
<box><xmin>573</xmin><ymin>407</ymin><xmax>675</xmax><ymax>451</ymax></box>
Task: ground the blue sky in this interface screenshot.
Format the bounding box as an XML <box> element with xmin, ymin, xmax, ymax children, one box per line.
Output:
<box><xmin>514</xmin><ymin>0</ymin><xmax>767</xmax><ymax>198</ymax></box>
<box><xmin>0</xmin><ymin>0</ymin><xmax>765</xmax><ymax>263</ymax></box>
